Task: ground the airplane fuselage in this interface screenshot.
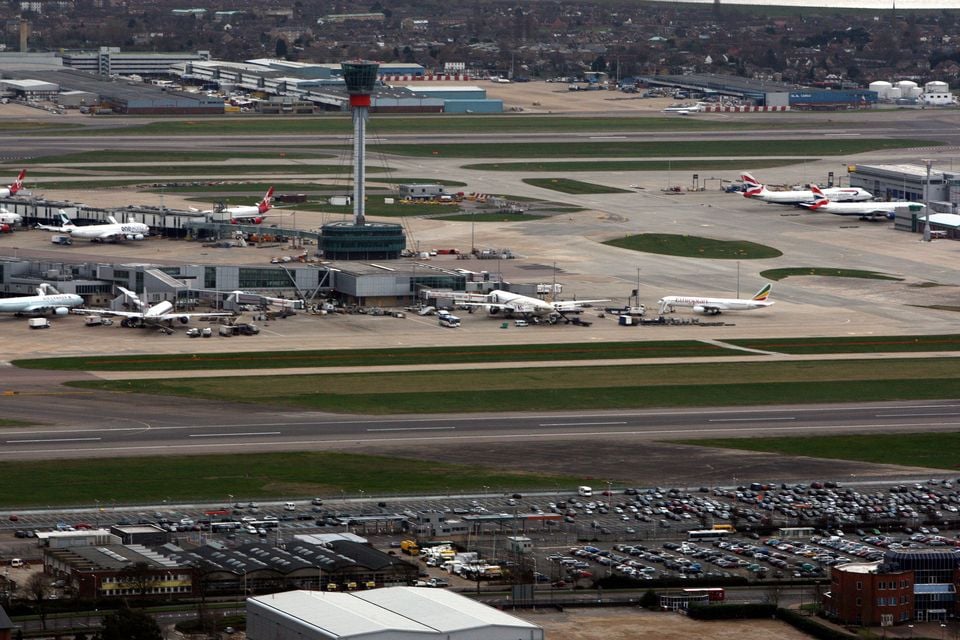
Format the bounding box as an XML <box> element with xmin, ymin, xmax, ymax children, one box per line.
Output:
<box><xmin>0</xmin><ymin>293</ymin><xmax>83</xmax><ymax>314</ymax></box>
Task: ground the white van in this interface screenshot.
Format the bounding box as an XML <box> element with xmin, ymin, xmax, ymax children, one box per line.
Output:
<box><xmin>283</xmin><ymin>502</ymin><xmax>296</xmax><ymax>511</ymax></box>
<box><xmin>578</xmin><ymin>485</ymin><xmax>593</xmax><ymax>497</ymax></box>
<box><xmin>514</xmin><ymin>319</ymin><xmax>529</xmax><ymax>327</ymax></box>
<box><xmin>10</xmin><ymin>558</ymin><xmax>23</xmax><ymax>568</ymax></box>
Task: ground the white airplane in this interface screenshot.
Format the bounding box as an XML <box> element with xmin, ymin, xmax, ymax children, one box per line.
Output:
<box><xmin>0</xmin><ymin>284</ymin><xmax>83</xmax><ymax>316</ymax></box>
<box><xmin>432</xmin><ymin>289</ymin><xmax>607</xmax><ymax>320</ymax></box>
<box><xmin>662</xmin><ymin>102</ymin><xmax>705</xmax><ymax>115</ymax></box>
<box><xmin>798</xmin><ymin>186</ymin><xmax>924</xmax><ymax>220</ymax></box>
<box><xmin>78</xmin><ymin>287</ymin><xmax>233</xmax><ymax>332</ymax></box>
<box><xmin>0</xmin><ymin>169</ymin><xmax>25</xmax><ymax>198</ymax></box>
<box><xmin>37</xmin><ymin>210</ymin><xmax>150</xmax><ymax>242</ymax></box>
<box><xmin>0</xmin><ymin>208</ymin><xmax>22</xmax><ymax>225</ymax></box>
<box><xmin>741</xmin><ymin>172</ymin><xmax>872</xmax><ymax>204</ymax></box>
<box><xmin>658</xmin><ymin>283</ymin><xmax>774</xmax><ymax>315</ymax></box>
<box><xmin>195</xmin><ymin>187</ymin><xmax>275</xmax><ymax>224</ymax></box>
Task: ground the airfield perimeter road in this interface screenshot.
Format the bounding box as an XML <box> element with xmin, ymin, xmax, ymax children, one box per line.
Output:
<box><xmin>2</xmin><ymin>100</ymin><xmax>960</xmax><ymax>484</ymax></box>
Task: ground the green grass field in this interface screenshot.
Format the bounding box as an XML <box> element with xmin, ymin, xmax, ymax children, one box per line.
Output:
<box><xmin>14</xmin><ymin>340</ymin><xmax>736</xmax><ymax>371</ymax></box>
<box><xmin>522</xmin><ymin>178</ymin><xmax>633</xmax><ymax>194</ymax></box>
<box><xmin>604</xmin><ymin>233</ymin><xmax>783</xmax><ymax>259</ymax></box>
<box><xmin>464</xmin><ymin>159</ymin><xmax>808</xmax><ymax>172</ymax></box>
<box><xmin>43</xmin><ymin>115</ymin><xmax>870</xmax><ymax>138</ymax></box>
<box><xmin>380</xmin><ymin>138</ymin><xmax>934</xmax><ymax>159</ymax></box>
<box><xmin>680</xmin><ymin>433</ymin><xmax>960</xmax><ymax>471</ymax></box>
<box><xmin>0</xmin><ymin>452</ymin><xmax>584</xmax><ymax>508</ymax></box>
<box><xmin>758</xmin><ymin>268</ymin><xmax>903</xmax><ymax>282</ymax></box>
<box><xmin>85</xmin><ymin>164</ymin><xmax>374</xmax><ymax>176</ymax></box>
<box><xmin>64</xmin><ymin>359</ymin><xmax>960</xmax><ymax>414</ymax></box>
<box><xmin>726</xmin><ymin>334</ymin><xmax>960</xmax><ymax>354</ymax></box>
<box><xmin>18</xmin><ymin>150</ymin><xmax>332</xmax><ymax>164</ymax></box>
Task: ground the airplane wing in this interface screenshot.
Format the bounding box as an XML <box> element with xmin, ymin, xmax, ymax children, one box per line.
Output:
<box><xmin>552</xmin><ymin>299</ymin><xmax>608</xmax><ymax>312</ymax></box>
<box><xmin>74</xmin><ymin>308</ymin><xmax>143</xmax><ymax>318</ymax></box>
<box><xmin>151</xmin><ymin>311</ymin><xmax>235</xmax><ymax>321</ymax></box>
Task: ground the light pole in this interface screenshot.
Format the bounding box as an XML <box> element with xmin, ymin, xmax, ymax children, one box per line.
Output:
<box><xmin>922</xmin><ymin>158</ymin><xmax>933</xmax><ymax>242</ymax></box>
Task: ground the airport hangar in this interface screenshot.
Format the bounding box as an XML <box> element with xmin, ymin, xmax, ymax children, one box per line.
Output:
<box><xmin>639</xmin><ymin>73</ymin><xmax>877</xmax><ymax>109</ymax></box>
<box><xmin>246</xmin><ymin>587</ymin><xmax>544</xmax><ymax>640</ymax></box>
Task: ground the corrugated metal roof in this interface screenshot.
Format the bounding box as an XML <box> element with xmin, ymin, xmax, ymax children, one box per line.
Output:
<box><xmin>357</xmin><ymin>587</ymin><xmax>541</xmax><ymax>632</ymax></box>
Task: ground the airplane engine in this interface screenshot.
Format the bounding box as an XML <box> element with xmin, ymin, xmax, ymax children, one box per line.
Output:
<box><xmin>54</xmin><ymin>307</ymin><xmax>70</xmax><ymax>315</ymax></box>
<box><xmin>692</xmin><ymin>305</ymin><xmax>720</xmax><ymax>315</ymax></box>
<box><xmin>0</xmin><ymin>224</ymin><xmax>10</xmax><ymax>233</ymax></box>
<box><xmin>488</xmin><ymin>306</ymin><xmax>502</xmax><ymax>315</ymax></box>
<box><xmin>133</xmin><ymin>233</ymin><xmax>144</xmax><ymax>240</ymax></box>
<box><xmin>178</xmin><ymin>315</ymin><xmax>190</xmax><ymax>324</ymax></box>
<box><xmin>251</xmin><ymin>217</ymin><xmax>264</xmax><ymax>224</ymax></box>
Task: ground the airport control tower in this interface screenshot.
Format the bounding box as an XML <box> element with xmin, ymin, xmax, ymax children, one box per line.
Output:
<box><xmin>320</xmin><ymin>61</ymin><xmax>405</xmax><ymax>260</ymax></box>
<box><xmin>344</xmin><ymin>61</ymin><xmax>377</xmax><ymax>227</ymax></box>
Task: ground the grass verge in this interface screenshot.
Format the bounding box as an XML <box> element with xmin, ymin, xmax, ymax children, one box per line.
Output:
<box><xmin>676</xmin><ymin>433</ymin><xmax>960</xmax><ymax>471</ymax></box>
<box><xmin>522</xmin><ymin>178</ymin><xmax>632</xmax><ymax>194</ymax></box>
<box><xmin>19</xmin><ymin>150</ymin><xmax>331</xmax><ymax>164</ymax></box>
<box><xmin>14</xmin><ymin>340</ymin><xmax>735</xmax><ymax>371</ymax></box>
<box><xmin>0</xmin><ymin>452</ymin><xmax>583</xmax><ymax>508</ymax></box>
<box><xmin>604</xmin><ymin>233</ymin><xmax>782</xmax><ymax>259</ymax></box>
<box><xmin>64</xmin><ymin>359</ymin><xmax>960</xmax><ymax>414</ymax></box>
<box><xmin>726</xmin><ymin>334</ymin><xmax>960</xmax><ymax>354</ymax></box>
<box><xmin>759</xmin><ymin>267</ymin><xmax>903</xmax><ymax>281</ymax></box>
<box><xmin>465</xmin><ymin>159</ymin><xmax>810</xmax><ymax>172</ymax></box>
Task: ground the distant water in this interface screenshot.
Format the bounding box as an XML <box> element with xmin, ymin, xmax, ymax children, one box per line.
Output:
<box><xmin>646</xmin><ymin>0</ymin><xmax>960</xmax><ymax>8</ymax></box>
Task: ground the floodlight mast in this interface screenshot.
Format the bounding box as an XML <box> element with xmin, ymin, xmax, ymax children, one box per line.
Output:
<box><xmin>342</xmin><ymin>61</ymin><xmax>380</xmax><ymax>228</ymax></box>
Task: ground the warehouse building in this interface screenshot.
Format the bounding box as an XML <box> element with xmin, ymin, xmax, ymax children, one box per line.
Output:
<box><xmin>246</xmin><ymin>587</ymin><xmax>544</xmax><ymax>640</ymax></box>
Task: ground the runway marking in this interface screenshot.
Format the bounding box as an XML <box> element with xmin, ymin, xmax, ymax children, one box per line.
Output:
<box><xmin>539</xmin><ymin>421</ymin><xmax>627</xmax><ymax>427</ymax></box>
<box><xmin>367</xmin><ymin>426</ymin><xmax>456</xmax><ymax>432</ymax></box>
<box><xmin>708</xmin><ymin>417</ymin><xmax>796</xmax><ymax>423</ymax></box>
<box><xmin>188</xmin><ymin>432</ymin><xmax>281</xmax><ymax>438</ymax></box>
<box><xmin>12</xmin><ymin>421</ymin><xmax>960</xmax><ymax>456</ymax></box>
<box><xmin>7</xmin><ymin>437</ymin><xmax>101</xmax><ymax>444</ymax></box>
<box><xmin>875</xmin><ymin>412</ymin><xmax>960</xmax><ymax>417</ymax></box>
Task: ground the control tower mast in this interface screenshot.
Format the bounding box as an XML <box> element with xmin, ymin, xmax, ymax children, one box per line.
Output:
<box><xmin>341</xmin><ymin>61</ymin><xmax>379</xmax><ymax>227</ymax></box>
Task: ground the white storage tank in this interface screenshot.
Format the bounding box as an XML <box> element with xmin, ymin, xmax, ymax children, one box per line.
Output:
<box><xmin>887</xmin><ymin>87</ymin><xmax>903</xmax><ymax>100</ymax></box>
<box><xmin>925</xmin><ymin>80</ymin><xmax>949</xmax><ymax>93</ymax></box>
<box><xmin>908</xmin><ymin>86</ymin><xmax>924</xmax><ymax>99</ymax></box>
<box><xmin>896</xmin><ymin>79</ymin><xmax>918</xmax><ymax>92</ymax></box>
<box><xmin>869</xmin><ymin>81</ymin><xmax>892</xmax><ymax>99</ymax></box>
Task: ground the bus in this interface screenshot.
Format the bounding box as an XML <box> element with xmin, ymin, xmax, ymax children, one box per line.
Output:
<box><xmin>683</xmin><ymin>587</ymin><xmax>725</xmax><ymax>602</ymax></box>
<box><xmin>712</xmin><ymin>524</ymin><xmax>736</xmax><ymax>532</ymax></box>
<box><xmin>687</xmin><ymin>529</ymin><xmax>729</xmax><ymax>542</ymax></box>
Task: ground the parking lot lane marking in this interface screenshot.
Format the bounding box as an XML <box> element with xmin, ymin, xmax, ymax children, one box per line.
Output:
<box><xmin>367</xmin><ymin>426</ymin><xmax>456</xmax><ymax>432</ymax></box>
<box><xmin>538</xmin><ymin>421</ymin><xmax>628</xmax><ymax>427</ymax></box>
<box><xmin>708</xmin><ymin>417</ymin><xmax>796</xmax><ymax>422</ymax></box>
<box><xmin>7</xmin><ymin>437</ymin><xmax>102</xmax><ymax>443</ymax></box>
<box><xmin>188</xmin><ymin>432</ymin><xmax>281</xmax><ymax>438</ymax></box>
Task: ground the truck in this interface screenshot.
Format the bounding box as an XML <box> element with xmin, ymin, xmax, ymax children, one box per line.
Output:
<box><xmin>50</xmin><ymin>235</ymin><xmax>72</xmax><ymax>246</ymax></box>
<box><xmin>400</xmin><ymin>540</ymin><xmax>420</xmax><ymax>556</ymax></box>
<box><xmin>28</xmin><ymin>318</ymin><xmax>50</xmax><ymax>329</ymax></box>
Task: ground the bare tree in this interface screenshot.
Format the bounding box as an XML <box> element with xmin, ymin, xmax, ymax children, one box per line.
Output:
<box><xmin>23</xmin><ymin>573</ymin><xmax>51</xmax><ymax>630</ymax></box>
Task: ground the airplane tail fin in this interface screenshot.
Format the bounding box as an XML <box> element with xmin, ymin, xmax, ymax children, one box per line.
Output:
<box><xmin>58</xmin><ymin>210</ymin><xmax>75</xmax><ymax>227</ymax></box>
<box><xmin>752</xmin><ymin>283</ymin><xmax>773</xmax><ymax>302</ymax></box>
<box><xmin>807</xmin><ymin>185</ymin><xmax>829</xmax><ymax>208</ymax></box>
<box><xmin>740</xmin><ymin>173</ymin><xmax>764</xmax><ymax>197</ymax></box>
<box><xmin>258</xmin><ymin>187</ymin><xmax>274</xmax><ymax>213</ymax></box>
<box><xmin>9</xmin><ymin>169</ymin><xmax>25</xmax><ymax>195</ymax></box>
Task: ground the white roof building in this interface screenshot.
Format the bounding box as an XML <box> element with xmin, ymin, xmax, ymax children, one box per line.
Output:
<box><xmin>247</xmin><ymin>587</ymin><xmax>544</xmax><ymax>640</ymax></box>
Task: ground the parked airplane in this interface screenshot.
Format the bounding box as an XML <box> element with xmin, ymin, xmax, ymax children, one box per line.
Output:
<box><xmin>741</xmin><ymin>172</ymin><xmax>872</xmax><ymax>203</ymax></box>
<box><xmin>37</xmin><ymin>211</ymin><xmax>150</xmax><ymax>242</ymax></box>
<box><xmin>0</xmin><ymin>284</ymin><xmax>83</xmax><ymax>316</ymax></box>
<box><xmin>78</xmin><ymin>287</ymin><xmax>233</xmax><ymax>333</ymax></box>
<box><xmin>657</xmin><ymin>283</ymin><xmax>774</xmax><ymax>315</ymax></box>
<box><xmin>0</xmin><ymin>208</ymin><xmax>22</xmax><ymax>225</ymax></box>
<box><xmin>0</xmin><ymin>169</ymin><xmax>25</xmax><ymax>198</ymax></box>
<box><xmin>194</xmin><ymin>187</ymin><xmax>275</xmax><ymax>224</ymax></box>
<box><xmin>432</xmin><ymin>289</ymin><xmax>607</xmax><ymax>320</ymax></box>
<box><xmin>798</xmin><ymin>186</ymin><xmax>924</xmax><ymax>219</ymax></box>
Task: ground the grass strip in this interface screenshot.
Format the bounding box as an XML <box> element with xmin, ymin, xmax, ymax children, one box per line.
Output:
<box><xmin>726</xmin><ymin>334</ymin><xmax>960</xmax><ymax>354</ymax></box>
<box><xmin>13</xmin><ymin>340</ymin><xmax>735</xmax><ymax>371</ymax></box>
<box><xmin>759</xmin><ymin>267</ymin><xmax>903</xmax><ymax>281</ymax></box>
<box><xmin>381</xmin><ymin>138</ymin><xmax>935</xmax><ymax>159</ymax></box>
<box><xmin>68</xmin><ymin>373</ymin><xmax>960</xmax><ymax>414</ymax></box>
<box><xmin>676</xmin><ymin>433</ymin><xmax>960</xmax><ymax>471</ymax></box>
<box><xmin>44</xmin><ymin>115</ymin><xmax>870</xmax><ymax>138</ymax></box>
<box><xmin>17</xmin><ymin>150</ymin><xmax>331</xmax><ymax>164</ymax></box>
<box><xmin>84</xmin><ymin>164</ymin><xmax>379</xmax><ymax>176</ymax></box>
<box><xmin>523</xmin><ymin>178</ymin><xmax>632</xmax><ymax>194</ymax></box>
<box><xmin>0</xmin><ymin>451</ymin><xmax>583</xmax><ymax>508</ymax></box>
<box><xmin>604</xmin><ymin>233</ymin><xmax>782</xmax><ymax>259</ymax></box>
<box><xmin>465</xmin><ymin>159</ymin><xmax>809</xmax><ymax>172</ymax></box>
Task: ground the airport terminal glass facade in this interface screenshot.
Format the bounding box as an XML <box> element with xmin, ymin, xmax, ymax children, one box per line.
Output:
<box><xmin>238</xmin><ymin>268</ymin><xmax>294</xmax><ymax>289</ymax></box>
<box><xmin>320</xmin><ymin>222</ymin><xmax>405</xmax><ymax>260</ymax></box>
